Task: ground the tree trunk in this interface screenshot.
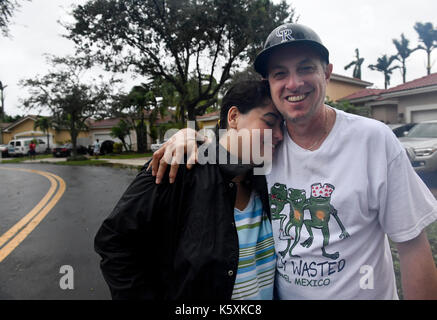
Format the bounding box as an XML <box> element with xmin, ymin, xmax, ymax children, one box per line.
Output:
<box><xmin>46</xmin><ymin>131</ymin><xmax>50</xmax><ymax>153</ymax></box>
<box><xmin>71</xmin><ymin>129</ymin><xmax>78</xmax><ymax>158</ymax></box>
<box><xmin>120</xmin><ymin>137</ymin><xmax>128</xmax><ymax>153</ymax></box>
<box><xmin>427</xmin><ymin>49</ymin><xmax>431</xmax><ymax>75</ymax></box>
<box><xmin>402</xmin><ymin>61</ymin><xmax>407</xmax><ymax>84</ymax></box>
<box><xmin>136</xmin><ymin>116</ymin><xmax>147</xmax><ymax>153</ymax></box>
<box><xmin>127</xmin><ymin>132</ymin><xmax>133</xmax><ymax>151</ymax></box>
<box><xmin>186</xmin><ymin>105</ymin><xmax>199</xmax><ymax>130</ymax></box>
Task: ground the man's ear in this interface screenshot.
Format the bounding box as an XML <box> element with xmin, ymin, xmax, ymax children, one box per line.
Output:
<box><xmin>227</xmin><ymin>106</ymin><xmax>240</xmax><ymax>129</ymax></box>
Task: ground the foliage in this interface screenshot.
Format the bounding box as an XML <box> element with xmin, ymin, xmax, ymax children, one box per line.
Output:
<box><xmin>112</xmin><ymin>82</ymin><xmax>165</xmax><ymax>152</ymax></box>
<box><xmin>66</xmin><ymin>0</ymin><xmax>295</xmax><ymax>122</ymax></box>
<box><xmin>110</xmin><ymin>119</ymin><xmax>132</xmax><ymax>152</ymax></box>
<box><xmin>54</xmin><ymin>159</ymin><xmax>109</xmax><ymax>166</ymax></box>
<box><xmin>2</xmin><ymin>113</ymin><xmax>21</xmax><ymax>123</ymax></box>
<box><xmin>33</xmin><ymin>116</ymin><xmax>54</xmax><ymax>151</ymax></box>
<box><xmin>0</xmin><ymin>0</ymin><xmax>29</xmax><ymax>37</ymax></box>
<box><xmin>426</xmin><ymin>221</ymin><xmax>437</xmax><ymax>264</ymax></box>
<box><xmin>20</xmin><ymin>54</ymin><xmax>117</xmax><ymax>156</ymax></box>
<box><xmin>326</xmin><ymin>99</ymin><xmax>359</xmax><ymax>115</ymax></box>
<box><xmin>0</xmin><ymin>154</ymin><xmax>52</xmax><ymax>163</ymax></box>
<box><xmin>344</xmin><ymin>48</ymin><xmax>364</xmax><ymax>79</ymax></box>
<box><xmin>98</xmin><ymin>152</ymin><xmax>153</xmax><ymax>159</ymax></box>
<box><xmin>392</xmin><ymin>33</ymin><xmax>420</xmax><ymax>83</ymax></box>
<box><xmin>112</xmin><ymin>142</ymin><xmax>123</xmax><ymax>154</ymax></box>
<box><xmin>221</xmin><ymin>65</ymin><xmax>262</xmax><ymax>95</ymax></box>
<box><xmin>368</xmin><ymin>54</ymin><xmax>400</xmax><ymax>89</ymax></box>
<box><xmin>414</xmin><ymin>22</ymin><xmax>437</xmax><ymax>75</ymax></box>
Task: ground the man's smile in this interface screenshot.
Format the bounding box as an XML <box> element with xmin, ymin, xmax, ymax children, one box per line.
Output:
<box><xmin>286</xmin><ymin>94</ymin><xmax>307</xmax><ymax>102</ymax></box>
<box><xmin>285</xmin><ymin>89</ymin><xmax>313</xmax><ymax>103</ymax></box>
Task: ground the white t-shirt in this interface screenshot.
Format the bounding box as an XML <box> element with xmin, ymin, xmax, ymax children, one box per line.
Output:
<box><xmin>267</xmin><ymin>108</ymin><xmax>437</xmax><ymax>300</ymax></box>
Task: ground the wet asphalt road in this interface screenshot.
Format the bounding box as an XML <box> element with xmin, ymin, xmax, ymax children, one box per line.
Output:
<box><xmin>0</xmin><ymin>163</ymin><xmax>436</xmax><ymax>300</ymax></box>
<box><xmin>0</xmin><ymin>163</ymin><xmax>139</xmax><ymax>300</ymax></box>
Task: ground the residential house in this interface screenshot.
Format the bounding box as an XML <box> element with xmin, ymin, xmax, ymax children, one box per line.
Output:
<box><xmin>327</xmin><ymin>73</ymin><xmax>373</xmax><ymax>101</ymax></box>
<box><xmin>88</xmin><ymin>118</ymin><xmax>138</xmax><ymax>151</ymax></box>
<box><xmin>340</xmin><ymin>73</ymin><xmax>437</xmax><ymax>124</ymax></box>
<box><xmin>1</xmin><ymin>115</ymin><xmax>89</xmax><ymax>147</ymax></box>
<box><xmin>0</xmin><ymin>122</ymin><xmax>10</xmax><ymax>144</ymax></box>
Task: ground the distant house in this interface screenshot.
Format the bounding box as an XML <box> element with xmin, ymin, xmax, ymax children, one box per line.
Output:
<box><xmin>0</xmin><ymin>115</ymin><xmax>89</xmax><ymax>147</ymax></box>
<box><xmin>1</xmin><ymin>116</ymin><xmax>127</xmax><ymax>149</ymax></box>
<box><xmin>340</xmin><ymin>73</ymin><xmax>437</xmax><ymax>124</ymax></box>
<box><xmin>0</xmin><ymin>122</ymin><xmax>10</xmax><ymax>144</ymax></box>
<box><xmin>88</xmin><ymin>118</ymin><xmax>138</xmax><ymax>151</ymax></box>
<box><xmin>197</xmin><ymin>111</ymin><xmax>220</xmax><ymax>130</ymax></box>
<box><xmin>327</xmin><ymin>73</ymin><xmax>373</xmax><ymax>102</ymax></box>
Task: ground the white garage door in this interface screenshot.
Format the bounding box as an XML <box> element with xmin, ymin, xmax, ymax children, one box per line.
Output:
<box><xmin>94</xmin><ymin>134</ymin><xmax>118</xmax><ymax>142</ymax></box>
<box><xmin>411</xmin><ymin>109</ymin><xmax>437</xmax><ymax>122</ymax></box>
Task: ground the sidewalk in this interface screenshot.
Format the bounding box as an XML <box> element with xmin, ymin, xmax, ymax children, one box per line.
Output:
<box><xmin>99</xmin><ymin>157</ymin><xmax>150</xmax><ymax>167</ymax></box>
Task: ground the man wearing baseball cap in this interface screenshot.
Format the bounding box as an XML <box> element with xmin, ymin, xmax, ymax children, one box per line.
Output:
<box><xmin>150</xmin><ymin>23</ymin><xmax>437</xmax><ymax>299</ymax></box>
<box><xmin>254</xmin><ymin>23</ymin><xmax>437</xmax><ymax>299</ymax></box>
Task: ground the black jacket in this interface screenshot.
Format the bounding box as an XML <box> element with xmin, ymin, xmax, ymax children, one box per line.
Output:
<box><xmin>94</xmin><ymin>154</ymin><xmax>271</xmax><ymax>300</ymax></box>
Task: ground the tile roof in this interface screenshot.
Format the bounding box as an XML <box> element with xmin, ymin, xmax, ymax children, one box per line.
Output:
<box><xmin>339</xmin><ymin>72</ymin><xmax>437</xmax><ymax>101</ymax></box>
<box><xmin>89</xmin><ymin>118</ymin><xmax>121</xmax><ymax>128</ymax></box>
<box><xmin>196</xmin><ymin>110</ymin><xmax>220</xmax><ymax>120</ymax></box>
<box><xmin>339</xmin><ymin>89</ymin><xmax>385</xmax><ymax>101</ymax></box>
<box><xmin>385</xmin><ymin>72</ymin><xmax>437</xmax><ymax>93</ymax></box>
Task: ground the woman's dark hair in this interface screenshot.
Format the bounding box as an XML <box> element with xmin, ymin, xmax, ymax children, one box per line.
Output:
<box><xmin>219</xmin><ymin>80</ymin><xmax>272</xmax><ymax>129</ymax></box>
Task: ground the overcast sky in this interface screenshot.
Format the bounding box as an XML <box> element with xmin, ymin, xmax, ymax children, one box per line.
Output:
<box><xmin>0</xmin><ymin>0</ymin><xmax>436</xmax><ymax>117</ymax></box>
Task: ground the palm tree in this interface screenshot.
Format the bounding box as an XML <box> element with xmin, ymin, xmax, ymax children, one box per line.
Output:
<box><xmin>393</xmin><ymin>33</ymin><xmax>420</xmax><ymax>83</ymax></box>
<box><xmin>414</xmin><ymin>22</ymin><xmax>437</xmax><ymax>75</ymax></box>
<box><xmin>110</xmin><ymin>119</ymin><xmax>132</xmax><ymax>152</ymax></box>
<box><xmin>368</xmin><ymin>54</ymin><xmax>400</xmax><ymax>89</ymax></box>
<box><xmin>344</xmin><ymin>48</ymin><xmax>365</xmax><ymax>79</ymax></box>
<box><xmin>33</xmin><ymin>116</ymin><xmax>53</xmax><ymax>153</ymax></box>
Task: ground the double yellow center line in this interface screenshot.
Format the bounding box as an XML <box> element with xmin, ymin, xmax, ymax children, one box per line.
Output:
<box><xmin>0</xmin><ymin>168</ymin><xmax>66</xmax><ymax>263</ymax></box>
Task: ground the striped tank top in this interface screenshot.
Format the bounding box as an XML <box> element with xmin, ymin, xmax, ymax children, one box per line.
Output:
<box><xmin>231</xmin><ymin>191</ymin><xmax>276</xmax><ymax>300</ymax></box>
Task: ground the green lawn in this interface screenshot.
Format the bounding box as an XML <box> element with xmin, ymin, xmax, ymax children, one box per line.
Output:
<box><xmin>48</xmin><ymin>159</ymin><xmax>110</xmax><ymax>166</ymax></box>
<box><xmin>99</xmin><ymin>153</ymin><xmax>153</xmax><ymax>159</ymax></box>
<box><xmin>0</xmin><ymin>154</ymin><xmax>53</xmax><ymax>164</ymax></box>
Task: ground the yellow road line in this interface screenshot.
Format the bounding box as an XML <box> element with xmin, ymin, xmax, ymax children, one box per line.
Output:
<box><xmin>0</xmin><ymin>169</ymin><xmax>57</xmax><ymax>247</ymax></box>
<box><xmin>0</xmin><ymin>168</ymin><xmax>66</xmax><ymax>263</ymax></box>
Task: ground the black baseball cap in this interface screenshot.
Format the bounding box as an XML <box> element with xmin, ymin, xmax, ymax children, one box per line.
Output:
<box><xmin>254</xmin><ymin>23</ymin><xmax>330</xmax><ymax>78</ymax></box>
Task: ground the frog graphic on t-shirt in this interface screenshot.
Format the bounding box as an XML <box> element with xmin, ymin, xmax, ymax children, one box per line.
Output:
<box><xmin>270</xmin><ymin>182</ymin><xmax>350</xmax><ymax>260</ymax></box>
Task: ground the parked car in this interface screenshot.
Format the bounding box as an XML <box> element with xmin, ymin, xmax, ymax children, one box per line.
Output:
<box><xmin>387</xmin><ymin>123</ymin><xmax>417</xmax><ymax>137</ymax></box>
<box><xmin>8</xmin><ymin>138</ymin><xmax>46</xmax><ymax>156</ymax></box>
<box><xmin>52</xmin><ymin>143</ymin><xmax>89</xmax><ymax>157</ymax></box>
<box><xmin>0</xmin><ymin>144</ymin><xmax>9</xmax><ymax>157</ymax></box>
<box><xmin>100</xmin><ymin>140</ymin><xmax>114</xmax><ymax>155</ymax></box>
<box><xmin>399</xmin><ymin>120</ymin><xmax>437</xmax><ymax>172</ymax></box>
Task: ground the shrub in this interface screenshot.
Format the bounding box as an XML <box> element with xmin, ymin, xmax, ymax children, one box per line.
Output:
<box><xmin>113</xmin><ymin>142</ymin><xmax>123</xmax><ymax>154</ymax></box>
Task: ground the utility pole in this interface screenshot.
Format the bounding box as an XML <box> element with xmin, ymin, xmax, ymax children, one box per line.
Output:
<box><xmin>0</xmin><ymin>80</ymin><xmax>6</xmax><ymax>122</ymax></box>
<box><xmin>0</xmin><ymin>80</ymin><xmax>6</xmax><ymax>144</ymax></box>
